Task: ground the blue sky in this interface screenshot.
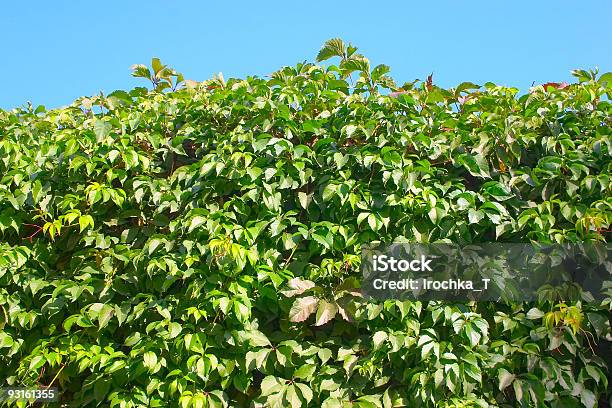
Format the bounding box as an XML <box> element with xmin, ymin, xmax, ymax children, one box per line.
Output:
<box><xmin>1</xmin><ymin>1</ymin><xmax>611</xmax><ymax>109</ymax></box>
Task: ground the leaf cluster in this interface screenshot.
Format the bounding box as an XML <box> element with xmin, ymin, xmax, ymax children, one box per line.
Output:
<box><xmin>0</xmin><ymin>42</ymin><xmax>611</xmax><ymax>407</ymax></box>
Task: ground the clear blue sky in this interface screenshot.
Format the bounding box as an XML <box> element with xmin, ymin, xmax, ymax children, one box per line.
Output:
<box><xmin>2</xmin><ymin>1</ymin><xmax>611</xmax><ymax>109</ymax></box>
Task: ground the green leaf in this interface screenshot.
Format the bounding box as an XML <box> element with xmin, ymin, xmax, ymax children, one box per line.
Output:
<box><xmin>367</xmin><ymin>213</ymin><xmax>381</xmax><ymax>231</ymax></box>
<box><xmin>581</xmin><ymin>390</ymin><xmax>596</xmax><ymax>408</ymax></box>
<box><xmin>168</xmin><ymin>322</ymin><xmax>182</xmax><ymax>339</ymax></box>
<box><xmin>373</xmin><ymin>331</ymin><xmax>387</xmax><ymax>350</ymax></box>
<box><xmin>455</xmin><ymin>81</ymin><xmax>481</xmax><ymax>95</ymax></box>
<box><xmin>340</xmin><ymin>55</ymin><xmax>370</xmax><ymax>75</ymax></box>
<box><xmin>598</xmin><ymin>72</ymin><xmax>612</xmax><ymax>88</ymax></box>
<box><xmin>285</xmin><ymin>384</ymin><xmax>301</xmax><ymax>407</ymax></box>
<box><xmin>468</xmin><ymin>209</ymin><xmax>484</xmax><ymax>224</ymax></box>
<box><xmin>357</xmin><ymin>212</ymin><xmax>370</xmax><ymax>226</ymax></box>
<box><xmin>322</xmin><ymin>184</ymin><xmax>336</xmax><ymax>202</ymax></box>
<box><xmin>457</xmin><ymin>153</ymin><xmax>490</xmax><ymax>178</ymax></box>
<box><xmin>312</xmin><ymin>233</ymin><xmax>332</xmax><ymax>249</ymax></box>
<box><xmin>0</xmin><ymin>332</ymin><xmax>14</xmax><ymax>348</ymax></box>
<box><xmin>106</xmin><ymin>360</ymin><xmax>126</xmax><ymax>374</ymax></box>
<box><xmin>371</xmin><ymin>64</ymin><xmax>391</xmax><ymax>82</ymax></box>
<box><xmin>93</xmin><ymin>119</ymin><xmax>112</xmax><ymax>142</ymax></box>
<box><xmin>526</xmin><ymin>308</ymin><xmax>544</xmax><ymax>319</ymax></box>
<box><xmin>587</xmin><ymin>312</ymin><xmax>610</xmax><ymax>337</ymax></box>
<box><xmin>97</xmin><ymin>304</ymin><xmax>114</xmax><ymax>330</ymax></box>
<box><xmin>189</xmin><ymin>215</ymin><xmax>207</xmax><ymax>232</ymax></box>
<box><xmin>247</xmin><ymin>330</ymin><xmax>272</xmax><ymax>348</ymax></box>
<box><xmin>314</xmin><ymin>300</ymin><xmax>338</xmax><ymax>326</ymax></box>
<box><xmin>94</xmin><ymin>378</ymin><xmax>111</xmax><ymax>401</ymax></box>
<box><xmin>295</xmin><ymin>383</ymin><xmax>313</xmax><ymax>403</ymax></box>
<box><xmin>316</xmin><ymin>38</ymin><xmax>347</xmax><ymax>62</ymax></box>
<box><xmin>79</xmin><ymin>215</ymin><xmax>94</xmax><ymax>232</ymax></box>
<box><xmin>293</xmin><ymin>364</ymin><xmax>316</xmax><ymax>380</ymax></box>
<box><xmin>151</xmin><ymin>57</ymin><xmax>164</xmax><ymax>74</ymax></box>
<box><xmin>260</xmin><ymin>376</ymin><xmax>283</xmax><ymax>396</ymax></box>
<box><xmin>318</xmin><ymin>348</ymin><xmax>332</xmax><ymax>364</ymax></box>
<box><xmin>143</xmin><ymin>351</ymin><xmax>157</xmax><ymax>370</ymax></box>
<box><xmin>298</xmin><ymin>192</ymin><xmax>311</xmax><ymax>209</ymax></box>
<box><xmin>29</xmin><ymin>355</ymin><xmax>45</xmax><ymax>370</ymax></box>
<box><xmin>482</xmin><ymin>181</ymin><xmax>513</xmax><ymax>200</ymax></box>
<box><xmin>464</xmin><ymin>323</ymin><xmax>481</xmax><ymax>346</ymax></box>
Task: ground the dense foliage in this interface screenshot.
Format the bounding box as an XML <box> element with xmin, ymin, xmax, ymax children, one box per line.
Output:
<box><xmin>1</xmin><ymin>39</ymin><xmax>611</xmax><ymax>407</ymax></box>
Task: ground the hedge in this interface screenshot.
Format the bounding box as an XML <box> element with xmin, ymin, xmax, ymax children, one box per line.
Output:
<box><xmin>0</xmin><ymin>39</ymin><xmax>611</xmax><ymax>407</ymax></box>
